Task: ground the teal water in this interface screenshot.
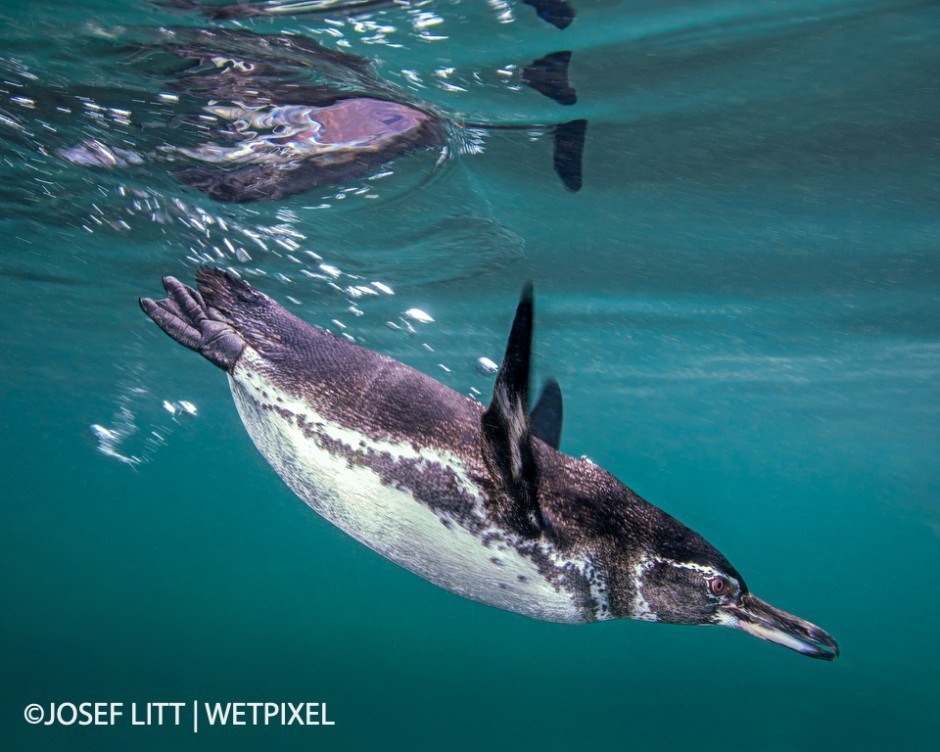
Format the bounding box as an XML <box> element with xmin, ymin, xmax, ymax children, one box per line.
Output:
<box><xmin>2</xmin><ymin>1</ymin><xmax>938</xmax><ymax>750</ymax></box>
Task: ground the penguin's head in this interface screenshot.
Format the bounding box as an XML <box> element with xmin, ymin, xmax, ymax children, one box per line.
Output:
<box><xmin>632</xmin><ymin>531</ymin><xmax>839</xmax><ymax>660</ymax></box>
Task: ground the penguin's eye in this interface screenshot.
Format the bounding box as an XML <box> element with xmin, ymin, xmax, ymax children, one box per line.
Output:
<box><xmin>709</xmin><ymin>577</ymin><xmax>728</xmax><ymax>596</ymax></box>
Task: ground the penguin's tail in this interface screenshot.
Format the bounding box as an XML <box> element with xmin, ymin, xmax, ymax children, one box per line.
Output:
<box><xmin>139</xmin><ymin>270</ymin><xmax>252</xmax><ymax>372</ymax></box>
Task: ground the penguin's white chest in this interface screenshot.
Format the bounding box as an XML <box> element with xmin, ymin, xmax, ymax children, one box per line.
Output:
<box><xmin>227</xmin><ymin>348</ymin><xmax>594</xmax><ymax>623</ymax></box>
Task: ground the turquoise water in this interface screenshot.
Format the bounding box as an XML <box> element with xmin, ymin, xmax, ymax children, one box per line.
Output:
<box><xmin>2</xmin><ymin>0</ymin><xmax>938</xmax><ymax>749</ymax></box>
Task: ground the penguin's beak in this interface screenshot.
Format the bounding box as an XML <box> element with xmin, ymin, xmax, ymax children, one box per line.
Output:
<box><xmin>723</xmin><ymin>594</ymin><xmax>839</xmax><ymax>661</ymax></box>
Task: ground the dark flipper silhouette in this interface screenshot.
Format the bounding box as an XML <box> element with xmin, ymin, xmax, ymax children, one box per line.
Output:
<box><xmin>481</xmin><ymin>283</ymin><xmax>543</xmax><ymax>539</ymax></box>
<box><xmin>553</xmin><ymin>119</ymin><xmax>587</xmax><ymax>192</ymax></box>
<box><xmin>530</xmin><ymin>378</ymin><xmax>563</xmax><ymax>450</ymax></box>
<box><xmin>523</xmin><ymin>51</ymin><xmax>576</xmax><ymax>106</ymax></box>
<box><xmin>523</xmin><ymin>0</ymin><xmax>576</xmax><ymax>30</ymax></box>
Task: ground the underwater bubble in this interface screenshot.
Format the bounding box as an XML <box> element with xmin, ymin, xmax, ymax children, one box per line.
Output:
<box><xmin>404</xmin><ymin>308</ymin><xmax>434</xmax><ymax>324</ymax></box>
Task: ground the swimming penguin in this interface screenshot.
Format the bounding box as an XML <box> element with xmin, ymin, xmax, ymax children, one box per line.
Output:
<box><xmin>140</xmin><ymin>270</ymin><xmax>838</xmax><ymax>660</ymax></box>
<box><xmin>173</xmin><ymin>97</ymin><xmax>442</xmax><ymax>203</ymax></box>
<box><xmin>137</xmin><ymin>27</ymin><xmax>586</xmax><ymax>198</ymax></box>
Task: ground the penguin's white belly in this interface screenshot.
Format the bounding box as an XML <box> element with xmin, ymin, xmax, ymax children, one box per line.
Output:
<box><xmin>228</xmin><ymin>348</ymin><xmax>589</xmax><ymax>623</ymax></box>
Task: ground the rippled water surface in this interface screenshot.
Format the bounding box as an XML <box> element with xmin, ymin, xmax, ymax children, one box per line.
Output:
<box><xmin>2</xmin><ymin>1</ymin><xmax>938</xmax><ymax>750</ymax></box>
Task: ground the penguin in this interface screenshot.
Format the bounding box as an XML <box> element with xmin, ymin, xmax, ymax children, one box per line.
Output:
<box><xmin>140</xmin><ymin>270</ymin><xmax>838</xmax><ymax>660</ymax></box>
<box><xmin>139</xmin><ymin>27</ymin><xmax>585</xmax><ymax>198</ymax></box>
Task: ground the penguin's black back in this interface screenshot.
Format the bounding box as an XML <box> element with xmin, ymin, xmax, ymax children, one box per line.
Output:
<box><xmin>197</xmin><ymin>268</ymin><xmax>484</xmax><ymax>453</ymax></box>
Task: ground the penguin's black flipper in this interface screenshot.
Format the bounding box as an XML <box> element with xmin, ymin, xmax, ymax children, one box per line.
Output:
<box><xmin>531</xmin><ymin>378</ymin><xmax>563</xmax><ymax>450</ymax></box>
<box><xmin>554</xmin><ymin>119</ymin><xmax>587</xmax><ymax>192</ymax></box>
<box><xmin>139</xmin><ymin>274</ymin><xmax>247</xmax><ymax>372</ymax></box>
<box><xmin>523</xmin><ymin>0</ymin><xmax>576</xmax><ymax>29</ymax></box>
<box><xmin>482</xmin><ymin>284</ymin><xmax>543</xmax><ymax>538</ymax></box>
<box><xmin>523</xmin><ymin>51</ymin><xmax>576</xmax><ymax>106</ymax></box>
